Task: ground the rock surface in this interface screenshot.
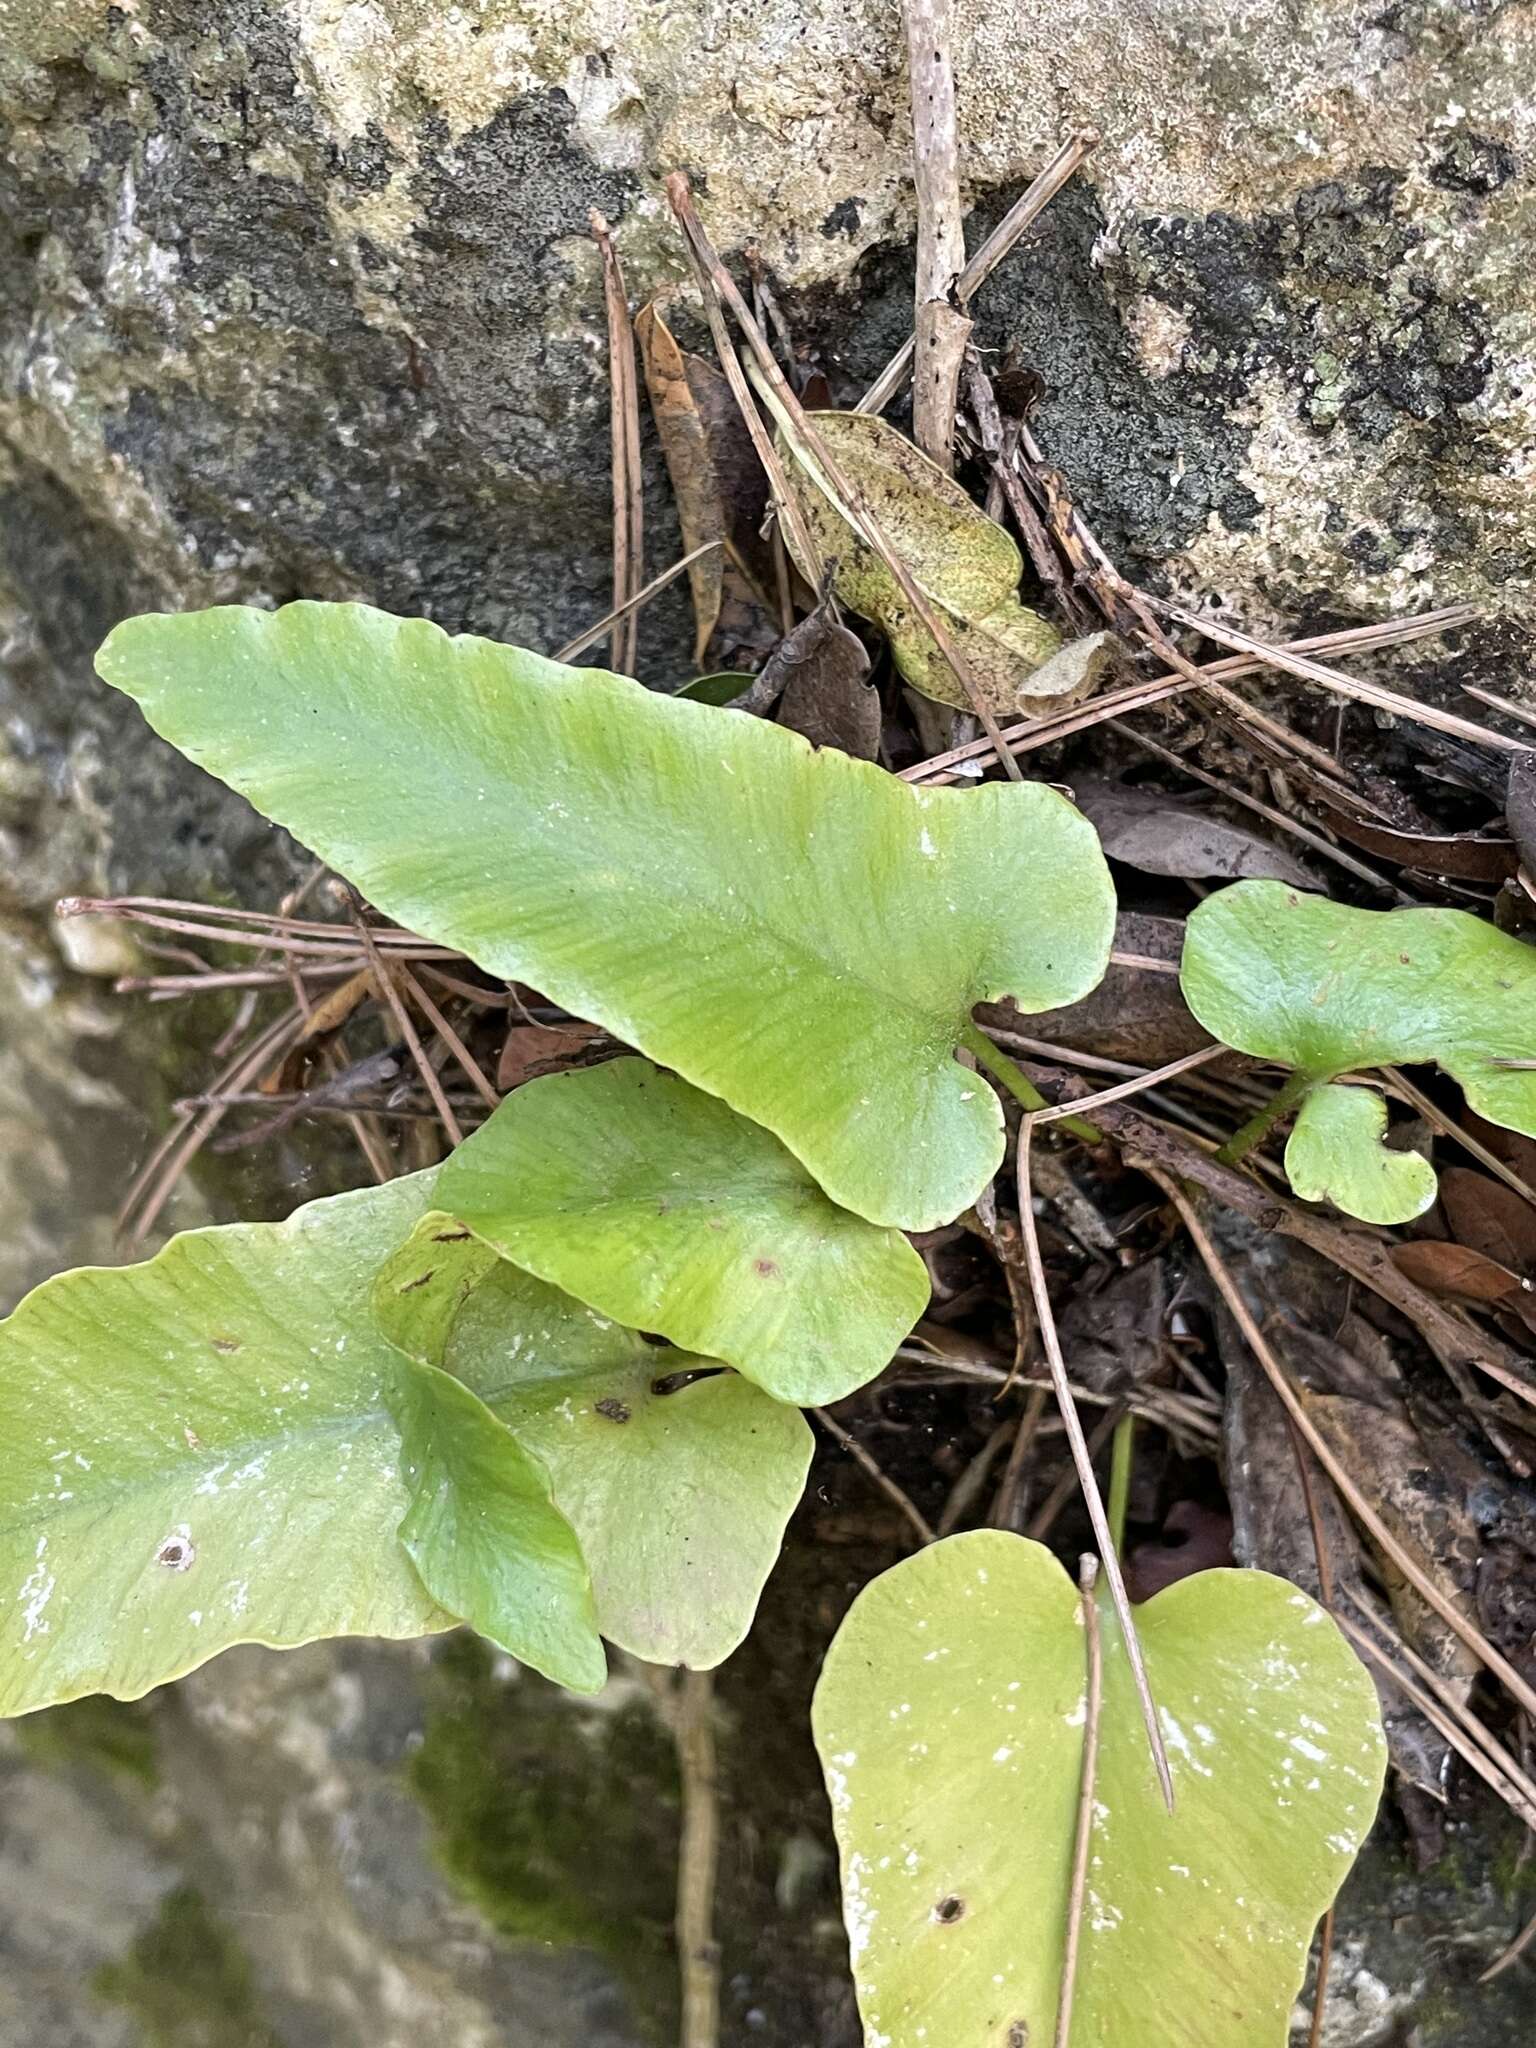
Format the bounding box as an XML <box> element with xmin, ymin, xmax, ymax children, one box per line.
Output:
<box><xmin>3</xmin><ymin>2</ymin><xmax>1535</xmax><ymax>2042</ymax></box>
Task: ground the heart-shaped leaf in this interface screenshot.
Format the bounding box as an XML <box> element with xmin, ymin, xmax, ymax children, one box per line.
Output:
<box><xmin>1285</xmin><ymin>1083</ymin><xmax>1437</xmax><ymax>1225</ymax></box>
<box><xmin>773</xmin><ymin>410</ymin><xmax>1067</xmax><ymax>716</ymax></box>
<box><xmin>1182</xmin><ymin>881</ymin><xmax>1536</xmax><ymax>1219</ymax></box>
<box><xmin>96</xmin><ymin>601</ymin><xmax>1116</xmax><ymax>1230</ymax></box>
<box><xmin>0</xmin><ymin>1174</ymin><xmax>452</xmax><ymax>1717</ymax></box>
<box><xmin>446</xmin><ymin>1262</ymin><xmax>814</xmax><ymax>1667</ymax></box>
<box><xmin>388</xmin><ymin>1355</ymin><xmax>607</xmax><ymax>1692</ymax></box>
<box><xmin>434</xmin><ymin>1056</ymin><xmax>930</xmax><ymax>1405</ymax></box>
<box><xmin>813</xmin><ymin>1530</ymin><xmax>1385</xmax><ymax>2048</ymax></box>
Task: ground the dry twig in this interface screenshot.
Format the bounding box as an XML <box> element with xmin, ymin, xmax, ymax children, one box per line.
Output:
<box><xmin>1016</xmin><ymin>1120</ymin><xmax>1175</xmax><ymax>1807</ymax></box>
<box><xmin>590</xmin><ymin>210</ymin><xmax>644</xmax><ymax>674</ymax></box>
<box><xmin>1055</xmin><ymin>1554</ymin><xmax>1104</xmax><ymax>2048</ymax></box>
<box><xmin>902</xmin><ymin>0</ymin><xmax>970</xmax><ymax>470</ymax></box>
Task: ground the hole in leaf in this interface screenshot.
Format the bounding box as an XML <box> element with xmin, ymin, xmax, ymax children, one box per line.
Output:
<box><xmin>651</xmin><ymin>1366</ymin><xmax>726</xmax><ymax>1397</ymax></box>
<box><xmin>210</xmin><ymin>1335</ymin><xmax>240</xmax><ymax>1354</ymax></box>
<box><xmin>155</xmin><ymin>1536</ymin><xmax>195</xmax><ymax>1571</ymax></box>
<box><xmin>1007</xmin><ymin>2026</ymin><xmax>1030</xmax><ymax>2048</ymax></box>
<box><xmin>933</xmin><ymin>1894</ymin><xmax>966</xmax><ymax>1924</ymax></box>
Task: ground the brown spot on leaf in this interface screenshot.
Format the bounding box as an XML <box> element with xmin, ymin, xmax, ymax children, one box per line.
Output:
<box><xmin>753</xmin><ymin>1258</ymin><xmax>781</xmax><ymax>1278</ymax></box>
<box><xmin>933</xmin><ymin>1894</ymin><xmax>966</xmax><ymax>1924</ymax></box>
<box><xmin>210</xmin><ymin>1336</ymin><xmax>241</xmax><ymax>1354</ymax></box>
<box><xmin>398</xmin><ymin>1268</ymin><xmax>435</xmax><ymax>1293</ymax></box>
<box><xmin>1007</xmin><ymin>2026</ymin><xmax>1030</xmax><ymax>2048</ymax></box>
<box><xmin>155</xmin><ymin>1536</ymin><xmax>195</xmax><ymax>1571</ymax></box>
<box><xmin>594</xmin><ymin>1397</ymin><xmax>631</xmax><ymax>1424</ymax></box>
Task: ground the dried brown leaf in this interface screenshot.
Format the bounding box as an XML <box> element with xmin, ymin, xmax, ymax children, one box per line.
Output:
<box><xmin>1391</xmin><ymin>1238</ymin><xmax>1536</xmax><ymax>1334</ymax></box>
<box><xmin>761</xmin><ymin>599</ymin><xmax>880</xmax><ymax>759</ymax></box>
<box><xmin>775</xmin><ymin>409</ymin><xmax>1063</xmax><ymax>715</ymax></box>
<box><xmin>636</xmin><ymin>302</ymin><xmax>769</xmax><ymax>665</ymax></box>
<box><xmin>1438</xmin><ymin>1165</ymin><xmax>1536</xmax><ymax>1278</ymax></box>
<box><xmin>982</xmin><ymin>912</ymin><xmax>1208</xmax><ymax>1065</ymax></box>
<box><xmin>496</xmin><ymin>1020</ymin><xmax>606</xmax><ymax>1094</ymax></box>
<box><xmin>1071</xmin><ymin>780</ymin><xmax>1319</xmax><ymax>888</ymax></box>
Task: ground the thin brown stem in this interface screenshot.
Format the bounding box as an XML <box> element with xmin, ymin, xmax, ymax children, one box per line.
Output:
<box><xmin>1055</xmin><ymin>1554</ymin><xmax>1104</xmax><ymax>2048</ymax></box>
<box><xmin>900</xmin><ymin>606</ymin><xmax>1479</xmax><ymax>784</ymax></box>
<box><xmin>345</xmin><ymin>897</ymin><xmax>464</xmax><ymax>1148</ymax></box>
<box><xmin>552</xmin><ymin>540</ymin><xmax>724</xmax><ymax>666</ymax></box>
<box><xmin>902</xmin><ymin>0</ymin><xmax>968</xmax><ymax>470</ymax></box>
<box><xmin>1146</xmin><ymin>594</ymin><xmax>1521</xmax><ymax>756</ymax></box>
<box><xmin>673</xmin><ymin>1669</ymin><xmax>721</xmax><ymax>2048</ymax></box>
<box><xmin>591</xmin><ymin>210</ymin><xmax>644</xmax><ymax>674</ymax></box>
<box><xmin>1026</xmin><ymin>1044</ymin><xmax>1230</xmax><ymax>1127</ymax></box>
<box><xmin>860</xmin><ymin>129</ymin><xmax>1100</xmax><ymax>415</ymax></box>
<box><xmin>815</xmin><ymin>1406</ymin><xmax>935</xmax><ymax>1545</ymax></box>
<box><xmin>1017</xmin><ymin>1121</ymin><xmax>1174</xmax><ymax>1808</ymax></box>
<box><xmin>395</xmin><ymin>962</ymin><xmax>501</xmax><ymax>1113</ymax></box>
<box><xmin>1146</xmin><ymin>1166</ymin><xmax>1536</xmax><ymax>1723</ymax></box>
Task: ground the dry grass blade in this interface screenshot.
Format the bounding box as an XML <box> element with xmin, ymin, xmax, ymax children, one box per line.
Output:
<box><xmin>119</xmin><ymin>1006</ymin><xmax>307</xmax><ymax>1246</ymax></box>
<box><xmin>1027</xmin><ymin>1044</ymin><xmax>1232</xmax><ymax>1126</ymax></box>
<box><xmin>901</xmin><ymin>607</ymin><xmax>1479</xmax><ymax>784</ymax></box>
<box><xmin>1092</xmin><ymin>1099</ymin><xmax>1535</xmax><ymax>1421</ymax></box>
<box><xmin>1017</xmin><ymin>1120</ymin><xmax>1175</xmax><ymax>1807</ymax></box>
<box><xmin>859</xmin><ymin>128</ymin><xmax>1100</xmax><ymax>415</ymax></box>
<box><xmin>1055</xmin><ymin>1553</ymin><xmax>1104</xmax><ymax>2048</ymax></box>
<box><xmin>344</xmin><ymin>895</ymin><xmax>463</xmax><ymax>1148</ymax></box>
<box><xmin>1462</xmin><ymin>683</ymin><xmax>1536</xmax><ymax>735</ymax></box>
<box><xmin>1335</xmin><ymin>1615</ymin><xmax>1536</xmax><ymax>1832</ymax></box>
<box><xmin>590</xmin><ymin>210</ymin><xmax>644</xmax><ymax>675</ymax></box>
<box><xmin>665</xmin><ymin>173</ymin><xmax>1025</xmax><ymax>781</ymax></box>
<box><xmin>1146</xmin><ymin>1166</ymin><xmax>1536</xmax><ymax>1723</ymax></box>
<box><xmin>814</xmin><ymin>1405</ymin><xmax>936</xmax><ymax>1546</ymax></box>
<box><xmin>395</xmin><ymin>960</ymin><xmax>501</xmax><ymax>1113</ymax></box>
<box><xmin>552</xmin><ymin>540</ymin><xmax>724</xmax><ymax>665</ymax></box>
<box><xmin>1337</xmin><ymin>1589</ymin><xmax>1536</xmax><ymax>1819</ymax></box>
<box><xmin>1148</xmin><ymin>595</ymin><xmax>1523</xmax><ymax>756</ymax></box>
<box><xmin>662</xmin><ymin>182</ymin><xmax>826</xmax><ymax>591</ymax></box>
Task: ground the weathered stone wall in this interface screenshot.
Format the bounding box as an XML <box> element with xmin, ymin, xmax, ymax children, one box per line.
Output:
<box><xmin>3</xmin><ymin>4</ymin><xmax>1535</xmax><ymax>2043</ymax></box>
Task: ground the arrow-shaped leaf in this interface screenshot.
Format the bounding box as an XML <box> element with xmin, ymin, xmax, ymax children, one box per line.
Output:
<box><xmin>96</xmin><ymin>601</ymin><xmax>1116</xmax><ymax>1231</ymax></box>
<box><xmin>813</xmin><ymin>1531</ymin><xmax>1385</xmax><ymax>2048</ymax></box>
<box><xmin>435</xmin><ymin>1056</ymin><xmax>930</xmax><ymax>1405</ymax></box>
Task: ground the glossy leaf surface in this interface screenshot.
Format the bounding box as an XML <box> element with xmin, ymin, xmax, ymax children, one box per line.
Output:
<box><xmin>813</xmin><ymin>1530</ymin><xmax>1385</xmax><ymax>2048</ymax></box>
<box><xmin>98</xmin><ymin>603</ymin><xmax>1114</xmax><ymax>1229</ymax></box>
<box><xmin>435</xmin><ymin>1057</ymin><xmax>930</xmax><ymax>1405</ymax></box>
